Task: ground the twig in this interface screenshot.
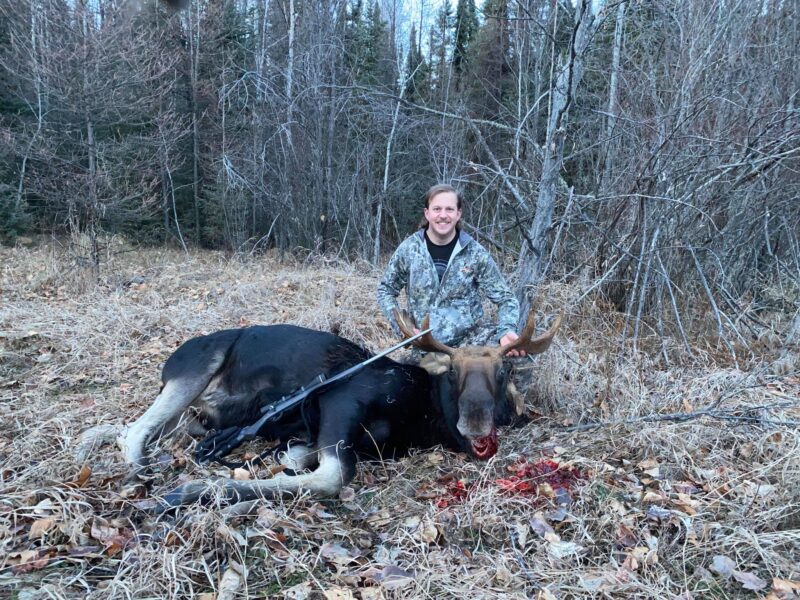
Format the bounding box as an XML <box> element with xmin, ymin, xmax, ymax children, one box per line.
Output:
<box><xmin>560</xmin><ymin>402</ymin><xmax>800</xmax><ymax>432</ymax></box>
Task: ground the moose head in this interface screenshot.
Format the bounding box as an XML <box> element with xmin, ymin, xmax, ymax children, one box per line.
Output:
<box><xmin>393</xmin><ymin>308</ymin><xmax>563</xmax><ymax>459</ymax></box>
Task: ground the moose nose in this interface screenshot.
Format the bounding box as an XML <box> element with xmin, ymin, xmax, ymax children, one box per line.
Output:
<box><xmin>457</xmin><ymin>410</ymin><xmax>493</xmax><ymax>439</ymax></box>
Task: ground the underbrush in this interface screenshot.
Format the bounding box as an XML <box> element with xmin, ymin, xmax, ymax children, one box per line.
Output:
<box><xmin>1</xmin><ymin>245</ymin><xmax>798</xmax><ymax>599</ymax></box>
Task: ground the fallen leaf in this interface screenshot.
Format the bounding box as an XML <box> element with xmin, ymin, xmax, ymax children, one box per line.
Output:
<box><xmin>616</xmin><ymin>523</ymin><xmax>637</xmax><ymax>548</ymax></box>
<box><xmin>530</xmin><ymin>514</ymin><xmax>555</xmax><ymax>539</ymax></box>
<box><xmin>646</xmin><ymin>506</ymin><xmax>673</xmax><ymax>520</ymax></box>
<box><xmin>232</xmin><ymin>468</ymin><xmax>250</xmax><ymax>480</ymax></box>
<box><xmin>218</xmin><ymin>566</ymin><xmax>243</xmax><ymax>600</ymax></box>
<box><xmin>359</xmin><ymin>588</ymin><xmax>385</xmax><ymax>600</ymax></box>
<box><xmin>547</xmin><ymin>540</ymin><xmax>584</xmax><ymax>559</ymax></box>
<box><xmin>621</xmin><ymin>552</ymin><xmax>639</xmax><ymax>572</ymax></box>
<box><xmin>773</xmin><ymin>578</ymin><xmax>800</xmax><ymax>593</ymax></box>
<box><xmin>365</xmin><ymin>510</ymin><xmax>392</xmax><ymax>529</ymax></box>
<box><xmin>11</xmin><ymin>549</ymin><xmax>52</xmax><ymax>574</ymax></box>
<box><xmin>642</xmin><ymin>490</ymin><xmax>665</xmax><ymax>504</ymax></box>
<box><xmin>637</xmin><ymin>458</ymin><xmax>660</xmax><ymax>478</ymax></box>
<box><xmin>67</xmin><ymin>545</ymin><xmax>101</xmax><ymax>557</ymax></box>
<box><xmin>418</xmin><ymin>518</ymin><xmax>439</xmax><ymax>544</ymax></box>
<box><xmin>90</xmin><ymin>519</ymin><xmax>119</xmax><ymax>544</ymax></box>
<box><xmin>256</xmin><ymin>507</ymin><xmax>282</xmax><ymax>529</ymax></box>
<box><xmin>579</xmin><ymin>573</ymin><xmax>612</xmax><ymax>592</ymax></box>
<box><xmin>711</xmin><ymin>555</ymin><xmax>736</xmax><ymax>578</ymax></box>
<box><xmin>33</xmin><ymin>498</ymin><xmax>55</xmax><ymax>515</ymax></box>
<box><xmin>671</xmin><ymin>493</ymin><xmax>698</xmax><ymax>515</ymax></box>
<box><xmin>216</xmin><ymin>524</ymin><xmax>246</xmax><ymax>547</ymax></box>
<box><xmin>320</xmin><ymin>543</ymin><xmax>358</xmax><ymax>567</ymax></box>
<box><xmin>732</xmin><ymin>569</ymin><xmax>767</xmax><ymax>591</ymax></box>
<box><xmin>119</xmin><ymin>483</ymin><xmax>147</xmax><ymax>500</ymax></box>
<box><xmin>323</xmin><ymin>586</ymin><xmax>355</xmax><ymax>600</ymax></box>
<box><xmin>283</xmin><ymin>582</ymin><xmax>313</xmax><ymax>600</ymax></box>
<box><xmin>494</xmin><ymin>565</ymin><xmax>513</xmax><ymax>584</ymax></box>
<box><xmin>28</xmin><ymin>517</ymin><xmax>57</xmax><ymax>540</ymax></box>
<box><xmin>425</xmin><ymin>451</ymin><xmax>444</xmax><ymax>465</ymax></box>
<box><xmin>308</xmin><ymin>503</ymin><xmax>336</xmax><ymax>519</ymax></box>
<box><xmin>512</xmin><ymin>520</ymin><xmax>528</xmax><ymax>547</ymax></box>
<box><xmin>371</xmin><ymin>566</ymin><xmax>415</xmax><ymax>590</ymax></box>
<box><xmin>403</xmin><ymin>516</ymin><xmax>421</xmax><ymax>529</ymax></box>
<box><xmin>548</xmin><ymin>507</ymin><xmax>569</xmax><ymax>522</ymax></box>
<box><xmin>537</xmin><ymin>482</ymin><xmax>555</xmax><ymax>498</ymax></box>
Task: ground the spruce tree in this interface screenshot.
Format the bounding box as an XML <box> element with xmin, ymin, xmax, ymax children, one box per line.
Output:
<box><xmin>452</xmin><ymin>0</ymin><xmax>477</xmax><ymax>80</ymax></box>
<box><xmin>430</xmin><ymin>1</ymin><xmax>453</xmax><ymax>102</ymax></box>
<box><xmin>364</xmin><ymin>1</ymin><xmax>394</xmax><ymax>88</ymax></box>
<box><xmin>473</xmin><ymin>0</ymin><xmax>513</xmax><ymax>119</ymax></box>
<box><xmin>404</xmin><ymin>24</ymin><xmax>429</xmax><ymax>102</ymax></box>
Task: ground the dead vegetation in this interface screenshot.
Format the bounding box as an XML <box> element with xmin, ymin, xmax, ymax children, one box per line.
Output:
<box><xmin>0</xmin><ymin>244</ymin><xmax>798</xmax><ymax>600</ymax></box>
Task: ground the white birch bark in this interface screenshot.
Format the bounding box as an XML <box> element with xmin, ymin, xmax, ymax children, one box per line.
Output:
<box><xmin>601</xmin><ymin>1</ymin><xmax>625</xmax><ymax>190</ymax></box>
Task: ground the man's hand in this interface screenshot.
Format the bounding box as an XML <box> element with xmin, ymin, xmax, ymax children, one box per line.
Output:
<box><xmin>499</xmin><ymin>331</ymin><xmax>526</xmax><ymax>357</ymax></box>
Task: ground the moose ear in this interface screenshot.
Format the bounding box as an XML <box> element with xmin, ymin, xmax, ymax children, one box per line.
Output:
<box><xmin>418</xmin><ymin>352</ymin><xmax>451</xmax><ymax>376</ymax></box>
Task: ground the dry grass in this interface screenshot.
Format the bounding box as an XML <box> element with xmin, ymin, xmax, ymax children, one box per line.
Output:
<box><xmin>1</xmin><ymin>244</ymin><xmax>798</xmax><ymax>600</ymax></box>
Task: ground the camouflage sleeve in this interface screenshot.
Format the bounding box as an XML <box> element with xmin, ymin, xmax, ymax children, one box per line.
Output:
<box><xmin>376</xmin><ymin>243</ymin><xmax>409</xmax><ymax>331</ymax></box>
<box><xmin>476</xmin><ymin>250</ymin><xmax>520</xmax><ymax>340</ymax></box>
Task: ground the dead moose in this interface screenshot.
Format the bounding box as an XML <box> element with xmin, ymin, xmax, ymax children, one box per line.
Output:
<box><xmin>114</xmin><ymin>309</ymin><xmax>562</xmax><ymax>507</ymax></box>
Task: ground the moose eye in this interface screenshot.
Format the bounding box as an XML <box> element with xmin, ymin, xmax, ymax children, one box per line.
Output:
<box><xmin>496</xmin><ymin>367</ymin><xmax>506</xmax><ymax>381</ymax></box>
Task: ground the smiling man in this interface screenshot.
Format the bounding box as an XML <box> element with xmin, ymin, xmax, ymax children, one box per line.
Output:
<box><xmin>378</xmin><ymin>184</ymin><xmax>524</xmax><ymax>355</ymax></box>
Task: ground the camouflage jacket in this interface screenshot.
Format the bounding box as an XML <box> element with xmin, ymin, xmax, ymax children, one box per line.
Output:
<box><xmin>377</xmin><ymin>229</ymin><xmax>520</xmax><ymax>346</ymax></box>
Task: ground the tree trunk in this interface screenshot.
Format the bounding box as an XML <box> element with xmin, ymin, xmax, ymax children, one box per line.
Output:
<box><xmin>601</xmin><ymin>1</ymin><xmax>625</xmax><ymax>191</ymax></box>
<box><xmin>516</xmin><ymin>0</ymin><xmax>599</xmax><ymax>322</ymax></box>
<box><xmin>188</xmin><ymin>2</ymin><xmax>201</xmax><ymax>245</ymax></box>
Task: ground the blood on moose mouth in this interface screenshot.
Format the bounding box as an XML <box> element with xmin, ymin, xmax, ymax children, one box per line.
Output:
<box><xmin>470</xmin><ymin>427</ymin><xmax>498</xmax><ymax>459</ymax></box>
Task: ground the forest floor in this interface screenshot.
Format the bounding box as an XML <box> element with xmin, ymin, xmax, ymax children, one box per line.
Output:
<box><xmin>1</xmin><ymin>244</ymin><xmax>798</xmax><ymax>599</ymax></box>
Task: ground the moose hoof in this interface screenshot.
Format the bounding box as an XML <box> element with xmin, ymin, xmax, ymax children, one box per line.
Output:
<box><xmin>155</xmin><ymin>480</ymin><xmax>210</xmax><ymax>513</ymax></box>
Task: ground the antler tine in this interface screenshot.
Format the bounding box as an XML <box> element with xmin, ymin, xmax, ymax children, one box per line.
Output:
<box><xmin>499</xmin><ymin>311</ymin><xmax>564</xmax><ymax>356</ymax></box>
<box><xmin>392</xmin><ymin>309</ymin><xmax>455</xmax><ymax>356</ymax></box>
<box><xmin>393</xmin><ymin>308</ymin><xmax>417</xmax><ymax>338</ymax></box>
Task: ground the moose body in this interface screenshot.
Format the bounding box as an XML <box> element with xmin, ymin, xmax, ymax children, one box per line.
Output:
<box><xmin>118</xmin><ymin>310</ymin><xmax>561</xmax><ymax>507</ymax></box>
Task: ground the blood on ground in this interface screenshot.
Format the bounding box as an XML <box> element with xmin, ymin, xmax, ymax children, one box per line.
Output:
<box><xmin>433</xmin><ymin>458</ymin><xmax>585</xmax><ymax>508</ymax></box>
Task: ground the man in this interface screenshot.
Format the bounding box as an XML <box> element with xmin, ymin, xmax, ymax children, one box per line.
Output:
<box><xmin>377</xmin><ymin>184</ymin><xmax>524</xmax><ymax>356</ymax></box>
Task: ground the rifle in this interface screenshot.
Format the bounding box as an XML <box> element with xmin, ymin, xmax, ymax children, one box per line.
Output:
<box><xmin>194</xmin><ymin>327</ymin><xmax>432</xmax><ymax>465</ymax></box>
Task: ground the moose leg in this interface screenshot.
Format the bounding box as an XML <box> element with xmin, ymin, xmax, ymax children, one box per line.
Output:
<box><xmin>120</xmin><ymin>375</ymin><xmax>216</xmax><ymax>472</ymax></box>
<box><xmin>277</xmin><ymin>442</ymin><xmax>319</xmax><ymax>472</ymax></box>
<box><xmin>159</xmin><ymin>388</ymin><xmax>366</xmax><ymax>509</ymax></box>
<box><xmin>160</xmin><ymin>443</ymin><xmax>356</xmax><ymax>509</ymax></box>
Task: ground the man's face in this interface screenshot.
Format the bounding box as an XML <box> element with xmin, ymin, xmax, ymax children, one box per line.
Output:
<box><xmin>424</xmin><ymin>192</ymin><xmax>462</xmax><ymax>242</ymax></box>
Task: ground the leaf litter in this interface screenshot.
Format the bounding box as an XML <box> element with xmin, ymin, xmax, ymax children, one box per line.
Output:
<box><xmin>1</xmin><ymin>244</ymin><xmax>798</xmax><ymax>598</ymax></box>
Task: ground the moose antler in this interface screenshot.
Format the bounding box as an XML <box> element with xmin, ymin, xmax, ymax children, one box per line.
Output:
<box><xmin>392</xmin><ymin>308</ymin><xmax>455</xmax><ymax>356</ymax></box>
<box><xmin>499</xmin><ymin>311</ymin><xmax>564</xmax><ymax>357</ymax></box>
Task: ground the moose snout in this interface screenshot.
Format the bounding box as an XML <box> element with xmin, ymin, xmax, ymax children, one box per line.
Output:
<box><xmin>456</xmin><ymin>406</ymin><xmax>494</xmax><ymax>439</ymax></box>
